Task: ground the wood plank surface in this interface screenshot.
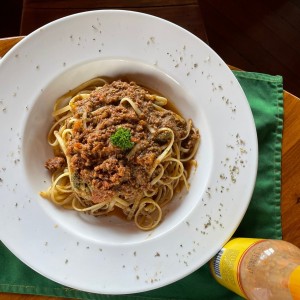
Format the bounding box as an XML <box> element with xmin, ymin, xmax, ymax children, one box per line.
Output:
<box><xmin>0</xmin><ymin>0</ymin><xmax>23</xmax><ymax>37</ymax></box>
<box><xmin>20</xmin><ymin>0</ymin><xmax>207</xmax><ymax>42</ymax></box>
<box><xmin>199</xmin><ymin>0</ymin><xmax>300</xmax><ymax>98</ymax></box>
<box><xmin>281</xmin><ymin>90</ymin><xmax>300</xmax><ymax>247</ymax></box>
<box><xmin>0</xmin><ymin>37</ymin><xmax>23</xmax><ymax>58</ymax></box>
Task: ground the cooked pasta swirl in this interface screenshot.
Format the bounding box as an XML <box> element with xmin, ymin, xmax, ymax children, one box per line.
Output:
<box><xmin>40</xmin><ymin>78</ymin><xmax>199</xmax><ymax>230</ymax></box>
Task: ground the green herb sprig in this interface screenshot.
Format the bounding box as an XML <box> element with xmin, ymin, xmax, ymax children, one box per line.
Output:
<box><xmin>110</xmin><ymin>127</ymin><xmax>134</xmax><ymax>150</ymax></box>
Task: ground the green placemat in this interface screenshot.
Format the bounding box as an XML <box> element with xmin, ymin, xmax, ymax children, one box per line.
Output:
<box><xmin>0</xmin><ymin>71</ymin><xmax>283</xmax><ymax>299</ymax></box>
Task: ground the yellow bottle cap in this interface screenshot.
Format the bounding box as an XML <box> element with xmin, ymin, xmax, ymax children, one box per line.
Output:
<box><xmin>289</xmin><ymin>266</ymin><xmax>300</xmax><ymax>299</ymax></box>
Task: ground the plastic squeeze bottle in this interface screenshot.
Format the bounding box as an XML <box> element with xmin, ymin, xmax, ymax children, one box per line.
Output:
<box><xmin>210</xmin><ymin>238</ymin><xmax>300</xmax><ymax>300</ymax></box>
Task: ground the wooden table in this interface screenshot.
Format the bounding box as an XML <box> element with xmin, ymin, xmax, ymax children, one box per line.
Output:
<box><xmin>1</xmin><ymin>32</ymin><xmax>300</xmax><ymax>299</ymax></box>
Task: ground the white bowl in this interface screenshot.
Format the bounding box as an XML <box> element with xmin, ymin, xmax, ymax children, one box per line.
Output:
<box><xmin>0</xmin><ymin>10</ymin><xmax>258</xmax><ymax>294</ymax></box>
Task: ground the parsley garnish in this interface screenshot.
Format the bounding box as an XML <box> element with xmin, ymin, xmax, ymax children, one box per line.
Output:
<box><xmin>110</xmin><ymin>127</ymin><xmax>134</xmax><ymax>150</ymax></box>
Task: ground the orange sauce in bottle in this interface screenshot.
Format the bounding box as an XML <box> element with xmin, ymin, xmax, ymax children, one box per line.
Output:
<box><xmin>210</xmin><ymin>238</ymin><xmax>300</xmax><ymax>300</ymax></box>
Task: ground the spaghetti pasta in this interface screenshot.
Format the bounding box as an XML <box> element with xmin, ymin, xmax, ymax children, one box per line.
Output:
<box><xmin>40</xmin><ymin>78</ymin><xmax>200</xmax><ymax>230</ymax></box>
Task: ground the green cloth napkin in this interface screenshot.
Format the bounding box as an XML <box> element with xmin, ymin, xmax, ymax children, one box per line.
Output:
<box><xmin>0</xmin><ymin>71</ymin><xmax>283</xmax><ymax>300</ymax></box>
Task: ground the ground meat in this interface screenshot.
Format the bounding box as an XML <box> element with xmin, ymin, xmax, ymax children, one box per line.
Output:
<box><xmin>58</xmin><ymin>80</ymin><xmax>199</xmax><ymax>204</ymax></box>
<box><xmin>45</xmin><ymin>157</ymin><xmax>66</xmax><ymax>172</ymax></box>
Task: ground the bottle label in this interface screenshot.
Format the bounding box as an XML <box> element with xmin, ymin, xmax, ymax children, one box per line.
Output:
<box><xmin>210</xmin><ymin>238</ymin><xmax>264</xmax><ymax>299</ymax></box>
<box><xmin>289</xmin><ymin>265</ymin><xmax>300</xmax><ymax>299</ymax></box>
